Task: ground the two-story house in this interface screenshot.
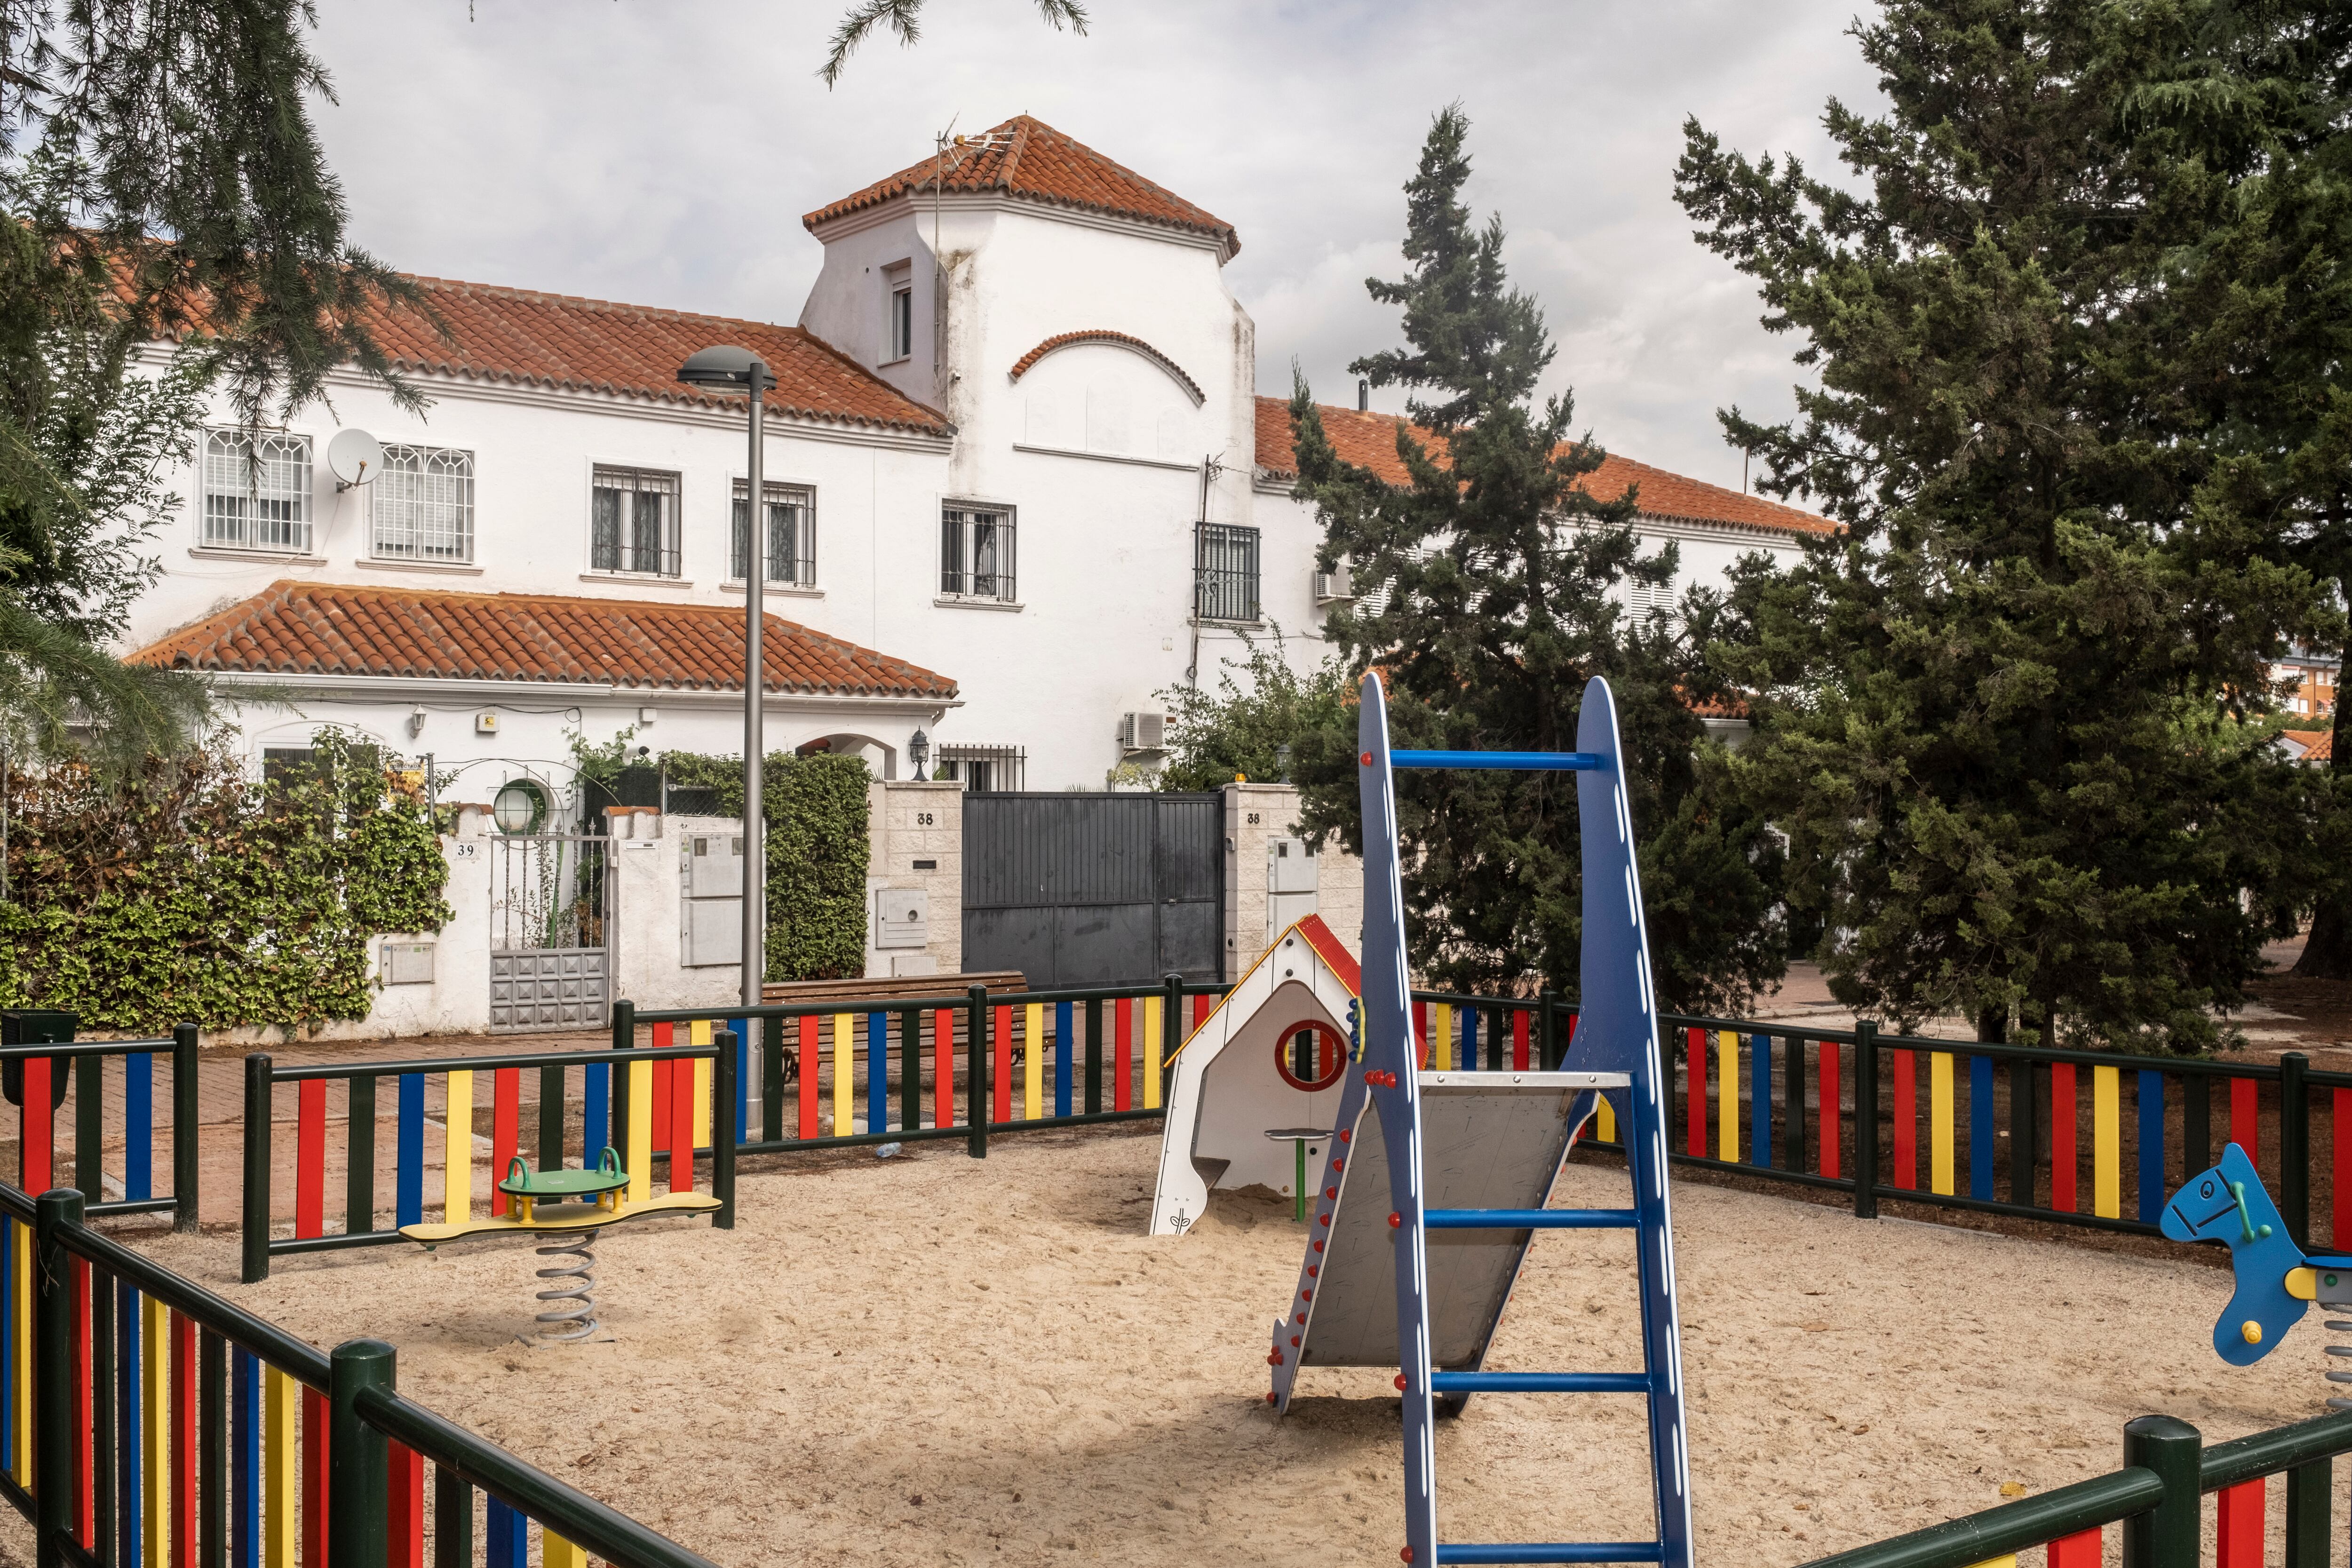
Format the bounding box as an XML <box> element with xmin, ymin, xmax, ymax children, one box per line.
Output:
<box><xmin>129</xmin><ymin>115</ymin><xmax>1830</xmax><ymax>814</ymax></box>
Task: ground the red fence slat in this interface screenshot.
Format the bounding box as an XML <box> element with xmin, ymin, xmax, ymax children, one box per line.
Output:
<box><xmin>172</xmin><ymin>1310</ymin><xmax>195</xmax><ymax>1568</ymax></box>
<box><xmin>2216</xmin><ymin>1477</ymin><xmax>2262</xmax><ymax>1568</ymax></box>
<box><xmin>1892</xmin><ymin>1049</ymin><xmax>1917</xmax><ymax>1191</ymax></box>
<box><xmin>993</xmin><ymin>1005</ymin><xmax>1013</xmax><ymax>1122</ymax></box>
<box><xmin>21</xmin><ymin>1058</ymin><xmax>50</xmax><ymax>1193</ymax></box>
<box><xmin>1819</xmin><ymin>1041</ymin><xmax>1840</xmax><ymax>1179</ymax></box>
<box><xmin>669</xmin><ymin>1050</ymin><xmax>695</xmax><ymax>1193</ymax></box>
<box><xmin>1512</xmin><ymin>1009</ymin><xmax>1530</xmax><ymax>1072</ymax></box>
<box><xmin>2335</xmin><ymin>1089</ymin><xmax>2352</xmax><ymax>1250</ymax></box>
<box><xmin>389</xmin><ymin>1441</ymin><xmax>424</xmax><ymax>1568</ymax></box>
<box><xmin>294</xmin><ymin>1078</ymin><xmax>325</xmax><ymax>1240</ymax></box>
<box><xmin>1113</xmin><ymin>998</ymin><xmax>1133</xmax><ymax>1113</ymax></box>
<box><xmin>2046</xmin><ymin>1527</ymin><xmax>2101</xmax><ymax>1568</ymax></box>
<box><xmin>797</xmin><ymin>1015</ymin><xmax>820</xmax><ymax>1140</ymax></box>
<box><xmin>934</xmin><ymin>1008</ymin><xmax>955</xmax><ymax>1129</ymax></box>
<box><xmin>2052</xmin><ymin>1063</ymin><xmax>2079</xmax><ymax>1212</ymax></box>
<box><xmin>303</xmin><ymin>1387</ymin><xmax>329</xmax><ymax>1568</ymax></box>
<box><xmin>2232</xmin><ymin>1076</ymin><xmax>2260</xmax><ymax>1168</ymax></box>
<box><xmin>1687</xmin><ymin>1028</ymin><xmax>1707</xmax><ymax>1158</ymax></box>
<box><xmin>490</xmin><ymin>1069</ymin><xmax>519</xmax><ymax>1215</ymax></box>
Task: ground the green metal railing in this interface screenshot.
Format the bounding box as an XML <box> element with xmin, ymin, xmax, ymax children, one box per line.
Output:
<box><xmin>1799</xmin><ymin>1409</ymin><xmax>2348</xmax><ymax>1568</ymax></box>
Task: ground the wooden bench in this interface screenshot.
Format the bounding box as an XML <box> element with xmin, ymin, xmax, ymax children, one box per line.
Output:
<box><xmin>758</xmin><ymin>971</ymin><xmax>1028</xmax><ymax>1008</ymax></box>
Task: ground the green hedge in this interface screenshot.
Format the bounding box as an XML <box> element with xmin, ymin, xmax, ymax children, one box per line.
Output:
<box><xmin>658</xmin><ymin>750</ymin><xmax>870</xmax><ymax>982</ymax></box>
<box><xmin>0</xmin><ymin>731</ymin><xmax>452</xmax><ymax>1033</ymax></box>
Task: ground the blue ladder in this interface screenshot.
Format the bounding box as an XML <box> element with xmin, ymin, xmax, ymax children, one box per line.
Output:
<box><xmin>1324</xmin><ymin>676</ymin><xmax>1694</xmax><ymax>1568</ymax></box>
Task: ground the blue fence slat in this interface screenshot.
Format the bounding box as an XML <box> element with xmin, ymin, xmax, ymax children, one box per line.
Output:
<box><xmin>1462</xmin><ymin>1009</ymin><xmax>1479</xmax><ymax>1069</ymax></box>
<box><xmin>487</xmin><ymin>1496</ymin><xmax>527</xmax><ymax>1568</ymax></box>
<box><xmin>582</xmin><ymin>1062</ymin><xmax>609</xmax><ymax>1166</ymax></box>
<box><xmin>1970</xmin><ymin>1053</ymin><xmax>1995</xmax><ymax>1200</ymax></box>
<box><xmin>125</xmin><ymin>1051</ymin><xmax>153</xmax><ymax>1200</ymax></box>
<box><xmin>233</xmin><ymin>1345</ymin><xmax>260</xmax><ymax>1568</ymax></box>
<box><xmin>867</xmin><ymin>1011</ymin><xmax>888</xmax><ymax>1134</ymax></box>
<box><xmin>2138</xmin><ymin>1069</ymin><xmax>2166</xmax><ymax>1224</ymax></box>
<box><xmin>1056</xmin><ymin>1002</ymin><xmax>1075</xmax><ymax>1118</ymax></box>
<box><xmin>1750</xmin><ymin>1033</ymin><xmax>1771</xmax><ymax>1169</ymax></box>
<box><xmin>396</xmin><ymin>1074</ymin><xmax>425</xmax><ymax>1226</ymax></box>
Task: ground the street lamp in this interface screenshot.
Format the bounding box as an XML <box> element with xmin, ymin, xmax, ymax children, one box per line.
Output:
<box><xmin>909</xmin><ymin>728</ymin><xmax>930</xmax><ymax>782</ymax></box>
<box><xmin>677</xmin><ymin>345</ymin><xmax>772</xmax><ymax>1011</ymax></box>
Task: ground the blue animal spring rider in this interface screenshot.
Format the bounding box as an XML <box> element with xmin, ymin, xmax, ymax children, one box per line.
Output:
<box><xmin>2161</xmin><ymin>1144</ymin><xmax>2352</xmax><ymax>1400</ymax></box>
<box><xmin>1266</xmin><ymin>671</ymin><xmax>1695</xmax><ymax>1568</ymax></box>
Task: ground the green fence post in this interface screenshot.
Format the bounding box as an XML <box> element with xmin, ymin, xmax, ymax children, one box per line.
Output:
<box><xmin>1161</xmin><ymin>972</ymin><xmax>1184</xmax><ymax>1097</ymax></box>
<box><xmin>73</xmin><ymin>1052</ymin><xmax>101</xmax><ymax>1202</ymax></box>
<box><xmin>328</xmin><ymin>1339</ymin><xmax>397</xmax><ymax>1568</ymax></box>
<box><xmin>2121</xmin><ymin>1414</ymin><xmax>2201</xmax><ymax>1568</ymax></box>
<box><xmin>966</xmin><ymin>986</ymin><xmax>990</xmax><ymax>1161</ymax></box>
<box><xmin>711</xmin><ymin>1031</ymin><xmax>737</xmax><ymax>1231</ymax></box>
<box><xmin>241</xmin><ymin>1055</ymin><xmax>273</xmax><ymax>1284</ymax></box>
<box><xmin>33</xmin><ymin>1187</ymin><xmax>82</xmax><ymax>1568</ymax></box>
<box><xmin>1852</xmin><ymin>1023</ymin><xmax>1879</xmax><ymax>1220</ymax></box>
<box><xmin>1084</xmin><ymin>999</ymin><xmax>1103</xmax><ymax>1115</ymax></box>
<box><xmin>2284</xmin><ymin>1456</ymin><xmax>2330</xmax><ymax>1568</ymax></box>
<box><xmin>1539</xmin><ymin>991</ymin><xmax>1560</xmax><ymax>1071</ymax></box>
<box><xmin>2280</xmin><ymin>1052</ymin><xmax>2310</xmax><ymax>1250</ymax></box>
<box><xmin>760</xmin><ymin>1017</ymin><xmax>785</xmax><ymax>1146</ymax></box>
<box><xmin>609</xmin><ymin>999</ymin><xmax>635</xmax><ymax>1148</ymax></box>
<box><xmin>199</xmin><ymin>1328</ymin><xmax>226</xmax><ymax>1568</ymax></box>
<box><xmin>898</xmin><ymin>1007</ymin><xmax>920</xmax><ymax>1134</ymax></box>
<box><xmin>172</xmin><ymin>1022</ymin><xmax>200</xmax><ymax>1232</ymax></box>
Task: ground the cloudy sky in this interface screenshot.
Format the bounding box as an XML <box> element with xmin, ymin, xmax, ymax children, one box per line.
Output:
<box><xmin>309</xmin><ymin>0</ymin><xmax>1882</xmax><ymax>489</ymax></box>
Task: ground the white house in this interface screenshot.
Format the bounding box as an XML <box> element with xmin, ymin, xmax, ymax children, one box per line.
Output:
<box><xmin>127</xmin><ymin>114</ymin><xmax>1831</xmax><ymax>810</ymax></box>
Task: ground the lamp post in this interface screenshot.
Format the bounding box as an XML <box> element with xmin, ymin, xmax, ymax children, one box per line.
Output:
<box><xmin>909</xmin><ymin>728</ymin><xmax>930</xmax><ymax>782</ymax></box>
<box><xmin>677</xmin><ymin>345</ymin><xmax>772</xmax><ymax>1011</ymax></box>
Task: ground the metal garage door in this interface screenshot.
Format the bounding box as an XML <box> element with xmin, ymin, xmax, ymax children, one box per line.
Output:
<box><xmin>962</xmin><ymin>793</ymin><xmax>1223</xmax><ymax>988</ymax></box>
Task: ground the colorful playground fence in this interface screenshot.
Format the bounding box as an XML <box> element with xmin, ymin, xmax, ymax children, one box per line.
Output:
<box><xmin>239</xmin><ymin>1034</ymin><xmax>736</xmax><ymax>1283</ymax></box>
<box><xmin>1799</xmin><ymin>1406</ymin><xmax>2349</xmax><ymax>1568</ymax></box>
<box><xmin>1</xmin><ymin>1182</ymin><xmax>717</xmax><ymax>1568</ymax></box>
<box><xmin>0</xmin><ymin>1029</ymin><xmax>199</xmax><ymax>1230</ymax></box>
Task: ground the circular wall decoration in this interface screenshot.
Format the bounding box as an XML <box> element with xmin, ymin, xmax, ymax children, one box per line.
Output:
<box><xmin>1273</xmin><ymin>1021</ymin><xmax>1347</xmax><ymax>1092</ymax></box>
<box><xmin>492</xmin><ymin>779</ymin><xmax>549</xmax><ymax>835</ymax></box>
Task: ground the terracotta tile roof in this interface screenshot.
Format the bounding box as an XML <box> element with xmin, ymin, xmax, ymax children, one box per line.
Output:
<box><xmin>1254</xmin><ymin>397</ymin><xmax>1836</xmax><ymax>540</ymax></box>
<box><xmin>804</xmin><ymin>115</ymin><xmax>1239</xmax><ymax>258</ymax></box>
<box><xmin>2284</xmin><ymin>728</ymin><xmax>2335</xmax><ymax>761</ymax></box>
<box><xmin>1007</xmin><ymin>329</ymin><xmax>1201</xmax><ymax>402</ymax></box>
<box><xmin>132</xmin><ymin>581</ymin><xmax>956</xmax><ymax>700</ymax></box>
<box><xmin>358</xmin><ymin>277</ymin><xmax>947</xmax><ymax>436</ymax></box>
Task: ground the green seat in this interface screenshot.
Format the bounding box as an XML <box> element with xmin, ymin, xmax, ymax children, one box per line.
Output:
<box><xmin>499</xmin><ymin>1148</ymin><xmax>628</xmax><ymax>1219</ymax></box>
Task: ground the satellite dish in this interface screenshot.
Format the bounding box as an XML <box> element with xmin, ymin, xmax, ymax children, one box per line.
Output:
<box><xmin>328</xmin><ymin>429</ymin><xmax>384</xmax><ymax>492</ymax></box>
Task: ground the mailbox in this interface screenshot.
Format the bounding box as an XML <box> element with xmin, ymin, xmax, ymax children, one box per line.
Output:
<box><xmin>875</xmin><ymin>887</ymin><xmax>930</xmax><ymax>950</ymax></box>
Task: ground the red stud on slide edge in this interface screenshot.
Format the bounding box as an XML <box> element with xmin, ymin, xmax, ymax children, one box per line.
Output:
<box><xmin>1319</xmin><ymin>1213</ymin><xmax>1331</xmax><ymax>1227</ymax></box>
<box><xmin>1266</xmin><ymin>1392</ymin><xmax>1278</xmax><ymax>1405</ymax></box>
<box><xmin>1393</xmin><ymin>1374</ymin><xmax>1408</xmax><ymax>1391</ymax></box>
<box><xmin>1290</xmin><ymin>1336</ymin><xmax>1301</xmax><ymax>1346</ymax></box>
<box><xmin>1401</xmin><ymin>1549</ymin><xmax>1414</xmax><ymax>1564</ymax></box>
<box><xmin>1306</xmin><ymin>1265</ymin><xmax>1319</xmax><ymax>1277</ymax></box>
<box><xmin>1338</xmin><ymin>1129</ymin><xmax>1351</xmax><ymax>1143</ymax></box>
<box><xmin>1313</xmin><ymin>1239</ymin><xmax>1324</xmax><ymax>1251</ymax></box>
<box><xmin>1361</xmin><ymin>752</ymin><xmax>1372</xmax><ymax>765</ymax></box>
<box><xmin>1388</xmin><ymin>1212</ymin><xmax>1402</xmax><ymax>1228</ymax></box>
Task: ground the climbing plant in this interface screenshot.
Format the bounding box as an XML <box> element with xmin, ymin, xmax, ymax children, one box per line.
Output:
<box><xmin>658</xmin><ymin>749</ymin><xmax>871</xmax><ymax>983</ymax></box>
<box><xmin>0</xmin><ymin>731</ymin><xmax>450</xmax><ymax>1033</ymax></box>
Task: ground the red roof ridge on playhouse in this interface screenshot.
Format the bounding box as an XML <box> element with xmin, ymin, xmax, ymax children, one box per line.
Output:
<box><xmin>1174</xmin><ymin>913</ymin><xmax>1359</xmax><ymax>1060</ymax></box>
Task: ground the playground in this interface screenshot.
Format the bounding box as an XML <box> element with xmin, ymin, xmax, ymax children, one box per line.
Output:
<box><xmin>110</xmin><ymin>1122</ymin><xmax>2311</xmax><ymax>1568</ymax></box>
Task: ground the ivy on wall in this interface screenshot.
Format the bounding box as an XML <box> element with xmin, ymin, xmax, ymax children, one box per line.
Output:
<box><xmin>658</xmin><ymin>749</ymin><xmax>870</xmax><ymax>982</ymax></box>
<box><xmin>0</xmin><ymin>731</ymin><xmax>451</xmax><ymax>1032</ymax></box>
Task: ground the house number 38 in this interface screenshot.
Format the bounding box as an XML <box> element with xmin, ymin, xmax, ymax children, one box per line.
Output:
<box><xmin>915</xmin><ymin>812</ymin><xmax>936</xmax><ymax>826</ymax></box>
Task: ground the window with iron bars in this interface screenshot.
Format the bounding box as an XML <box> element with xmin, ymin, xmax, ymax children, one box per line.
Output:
<box><xmin>1194</xmin><ymin>523</ymin><xmax>1261</xmax><ymax>623</ymax></box>
<box><xmin>731</xmin><ymin>480</ymin><xmax>816</xmax><ymax>586</ymax></box>
<box><xmin>936</xmin><ymin>744</ymin><xmax>1025</xmax><ymax>792</ymax></box>
<box><xmin>372</xmin><ymin>444</ymin><xmax>475</xmax><ymax>562</ymax></box>
<box><xmin>589</xmin><ymin>465</ymin><xmax>680</xmax><ymax>576</ymax></box>
<box><xmin>940</xmin><ymin>503</ymin><xmax>1017</xmax><ymax>601</ymax></box>
<box><xmin>202</xmin><ymin>430</ymin><xmax>312</xmax><ymax>552</ymax></box>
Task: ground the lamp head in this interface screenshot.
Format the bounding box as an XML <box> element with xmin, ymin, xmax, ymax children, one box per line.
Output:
<box><xmin>909</xmin><ymin>728</ymin><xmax>930</xmax><ymax>780</ymax></box>
<box><xmin>676</xmin><ymin>345</ymin><xmax>771</xmax><ymax>394</ymax></box>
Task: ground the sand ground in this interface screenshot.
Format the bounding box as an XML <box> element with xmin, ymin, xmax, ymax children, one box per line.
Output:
<box><xmin>81</xmin><ymin>1125</ymin><xmax>2339</xmax><ymax>1568</ymax></box>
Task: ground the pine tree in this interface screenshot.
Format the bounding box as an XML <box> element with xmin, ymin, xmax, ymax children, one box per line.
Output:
<box><xmin>1676</xmin><ymin>0</ymin><xmax>2349</xmax><ymax>1047</ymax></box>
<box><xmin>1284</xmin><ymin>106</ymin><xmax>1786</xmax><ymax>1013</ymax></box>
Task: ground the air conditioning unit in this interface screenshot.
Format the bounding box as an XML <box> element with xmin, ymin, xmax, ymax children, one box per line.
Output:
<box><xmin>1312</xmin><ymin>565</ymin><xmax>1355</xmax><ymax>604</ymax></box>
<box><xmin>1120</xmin><ymin>711</ymin><xmax>1167</xmax><ymax>751</ymax></box>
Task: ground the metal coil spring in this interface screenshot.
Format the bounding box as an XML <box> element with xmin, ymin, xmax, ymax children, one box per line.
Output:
<box><xmin>531</xmin><ymin>1230</ymin><xmax>600</xmax><ymax>1344</ymax></box>
<box><xmin>2323</xmin><ymin>1320</ymin><xmax>2352</xmax><ymax>1409</ymax></box>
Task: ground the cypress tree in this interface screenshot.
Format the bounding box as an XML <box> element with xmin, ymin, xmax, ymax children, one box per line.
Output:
<box><xmin>1286</xmin><ymin>106</ymin><xmax>1786</xmax><ymax>1013</ymax></box>
<box><xmin>1676</xmin><ymin>0</ymin><xmax>2349</xmax><ymax>1046</ymax></box>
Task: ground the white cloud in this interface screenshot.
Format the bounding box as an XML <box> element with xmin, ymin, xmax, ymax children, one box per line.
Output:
<box><xmin>311</xmin><ymin>0</ymin><xmax>1883</xmax><ymax>485</ymax></box>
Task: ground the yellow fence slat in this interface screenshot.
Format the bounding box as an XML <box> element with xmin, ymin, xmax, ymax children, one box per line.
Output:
<box><xmin>1025</xmin><ymin>1003</ymin><xmax>1045</xmax><ymax>1120</ymax></box>
<box><xmin>1597</xmin><ymin>1097</ymin><xmax>1617</xmax><ymax>1142</ymax></box>
<box><xmin>2094</xmin><ymin>1064</ymin><xmax>2122</xmax><ymax>1219</ymax></box>
<box><xmin>1142</xmin><ymin>998</ymin><xmax>1163</xmax><ymax>1111</ymax></box>
<box><xmin>831</xmin><ymin>1013</ymin><xmax>852</xmax><ymax>1136</ymax></box>
<box><xmin>1433</xmin><ymin>1005</ymin><xmax>1453</xmax><ymax>1071</ymax></box>
<box><xmin>626</xmin><ymin>1057</ymin><xmax>653</xmax><ymax>1203</ymax></box>
<box><xmin>1717</xmin><ymin>1032</ymin><xmax>1740</xmax><ymax>1163</ymax></box>
<box><xmin>543</xmin><ymin>1530</ymin><xmax>586</xmax><ymax>1568</ymax></box>
<box><xmin>443</xmin><ymin>1069</ymin><xmax>473</xmax><ymax>1222</ymax></box>
<box><xmin>689</xmin><ymin>1019</ymin><xmax>713</xmax><ymax>1147</ymax></box>
<box><xmin>143</xmin><ymin>1294</ymin><xmax>166</xmax><ymax>1568</ymax></box>
<box><xmin>1931</xmin><ymin>1051</ymin><xmax>1955</xmax><ymax>1196</ymax></box>
<box><xmin>264</xmin><ymin>1364</ymin><xmax>296</xmax><ymax>1568</ymax></box>
<box><xmin>9</xmin><ymin>1220</ymin><xmax>26</xmax><ymax>1487</ymax></box>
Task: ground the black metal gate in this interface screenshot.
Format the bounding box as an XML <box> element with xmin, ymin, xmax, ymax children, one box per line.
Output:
<box><xmin>962</xmin><ymin>793</ymin><xmax>1223</xmax><ymax>988</ymax></box>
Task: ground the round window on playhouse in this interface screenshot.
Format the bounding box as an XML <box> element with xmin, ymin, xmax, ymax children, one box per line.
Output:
<box><xmin>1273</xmin><ymin>1021</ymin><xmax>1347</xmax><ymax>1092</ymax></box>
<box><xmin>492</xmin><ymin>779</ymin><xmax>549</xmax><ymax>835</ymax></box>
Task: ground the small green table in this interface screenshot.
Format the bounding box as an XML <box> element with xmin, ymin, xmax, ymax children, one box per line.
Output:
<box><xmin>1265</xmin><ymin>1127</ymin><xmax>1331</xmax><ymax>1222</ymax></box>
